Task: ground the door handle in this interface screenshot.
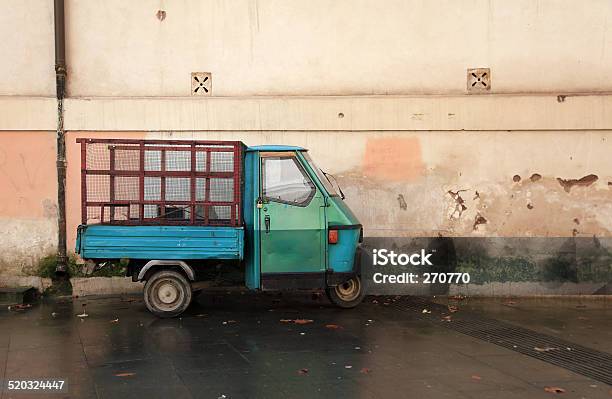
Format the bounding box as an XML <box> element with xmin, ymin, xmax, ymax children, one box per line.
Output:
<box><xmin>264</xmin><ymin>215</ymin><xmax>270</xmax><ymax>233</ymax></box>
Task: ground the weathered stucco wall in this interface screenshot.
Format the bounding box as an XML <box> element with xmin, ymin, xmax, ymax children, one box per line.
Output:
<box><xmin>3</xmin><ymin>0</ymin><xmax>612</xmax><ymax>97</ymax></box>
<box><xmin>0</xmin><ymin>1</ymin><xmax>55</xmax><ymax>96</ymax></box>
<box><xmin>0</xmin><ymin>132</ymin><xmax>58</xmax><ymax>275</ymax></box>
<box><xmin>61</xmin><ymin>127</ymin><xmax>612</xmax><ymax>293</ymax></box>
<box><xmin>1</xmin><ymin>1</ymin><xmax>611</xmax><ymax>291</ymax></box>
<box><xmin>2</xmin><ymin>95</ymin><xmax>612</xmax><ymax>288</ymax></box>
<box><xmin>145</xmin><ymin>130</ymin><xmax>612</xmax><ymax>238</ymax></box>
<box><xmin>62</xmin><ymin>128</ymin><xmax>612</xmax><ymax>247</ymax></box>
<box><xmin>63</xmin><ymin>0</ymin><xmax>612</xmax><ymax>96</ymax></box>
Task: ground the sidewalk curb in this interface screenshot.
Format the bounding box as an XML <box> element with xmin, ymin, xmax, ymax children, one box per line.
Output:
<box><xmin>0</xmin><ymin>275</ymin><xmax>52</xmax><ymax>293</ymax></box>
<box><xmin>70</xmin><ymin>277</ymin><xmax>142</xmax><ymax>297</ymax></box>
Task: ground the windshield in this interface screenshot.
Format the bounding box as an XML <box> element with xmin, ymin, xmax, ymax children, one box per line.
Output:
<box><xmin>302</xmin><ymin>152</ymin><xmax>338</xmax><ymax>196</ymax></box>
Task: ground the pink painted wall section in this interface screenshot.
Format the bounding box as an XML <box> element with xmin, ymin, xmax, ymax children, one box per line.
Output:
<box><xmin>362</xmin><ymin>137</ymin><xmax>424</xmax><ymax>182</ymax></box>
<box><xmin>0</xmin><ymin>132</ymin><xmax>57</xmax><ymax>219</ymax></box>
<box><xmin>65</xmin><ymin>132</ymin><xmax>146</xmax><ymax>251</ymax></box>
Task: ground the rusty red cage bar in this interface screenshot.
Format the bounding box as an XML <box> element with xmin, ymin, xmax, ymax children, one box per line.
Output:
<box><xmin>77</xmin><ymin>138</ymin><xmax>244</xmax><ymax>227</ymax></box>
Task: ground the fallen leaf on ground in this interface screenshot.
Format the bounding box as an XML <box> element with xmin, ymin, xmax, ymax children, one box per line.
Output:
<box><xmin>544</xmin><ymin>386</ymin><xmax>565</xmax><ymax>394</ymax></box>
<box><xmin>110</xmin><ymin>319</ymin><xmax>119</xmax><ymax>323</ymax></box>
<box><xmin>535</xmin><ymin>347</ymin><xmax>559</xmax><ymax>352</ymax></box>
<box><xmin>8</xmin><ymin>304</ymin><xmax>32</xmax><ymax>311</ymax></box>
<box><xmin>297</xmin><ymin>368</ymin><xmax>309</xmax><ymax>375</ymax></box>
<box><xmin>360</xmin><ymin>368</ymin><xmax>371</xmax><ymax>374</ymax></box>
<box><xmin>294</xmin><ymin>319</ymin><xmax>313</xmax><ymax>325</ymax></box>
<box><xmin>325</xmin><ymin>324</ymin><xmax>342</xmax><ymax>329</ymax></box>
<box><xmin>471</xmin><ymin>375</ymin><xmax>481</xmax><ymax>381</ymax></box>
<box><xmin>448</xmin><ymin>305</ymin><xmax>459</xmax><ymax>313</ymax></box>
<box><xmin>115</xmin><ymin>373</ymin><xmax>135</xmax><ymax>377</ymax></box>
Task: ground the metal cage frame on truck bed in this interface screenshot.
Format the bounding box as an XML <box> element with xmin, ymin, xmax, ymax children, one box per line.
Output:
<box><xmin>78</xmin><ymin>138</ymin><xmax>243</xmax><ymax>227</ymax></box>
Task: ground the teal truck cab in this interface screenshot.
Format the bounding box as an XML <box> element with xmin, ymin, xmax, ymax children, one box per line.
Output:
<box><xmin>75</xmin><ymin>139</ymin><xmax>364</xmax><ymax>317</ymax></box>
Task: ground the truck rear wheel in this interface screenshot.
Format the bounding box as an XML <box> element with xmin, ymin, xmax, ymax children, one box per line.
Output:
<box><xmin>326</xmin><ymin>276</ymin><xmax>364</xmax><ymax>308</ymax></box>
<box><xmin>144</xmin><ymin>270</ymin><xmax>192</xmax><ymax>318</ymax></box>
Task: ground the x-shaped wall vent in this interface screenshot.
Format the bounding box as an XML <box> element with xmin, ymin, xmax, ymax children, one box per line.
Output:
<box><xmin>467</xmin><ymin>68</ymin><xmax>491</xmax><ymax>93</ymax></box>
<box><xmin>191</xmin><ymin>72</ymin><xmax>212</xmax><ymax>96</ymax></box>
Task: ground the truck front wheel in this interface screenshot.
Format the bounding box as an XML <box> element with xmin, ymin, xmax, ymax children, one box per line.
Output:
<box><xmin>326</xmin><ymin>276</ymin><xmax>365</xmax><ymax>308</ymax></box>
<box><xmin>144</xmin><ymin>270</ymin><xmax>192</xmax><ymax>318</ymax></box>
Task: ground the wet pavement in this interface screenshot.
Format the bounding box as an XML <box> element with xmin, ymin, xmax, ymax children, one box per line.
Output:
<box><xmin>0</xmin><ymin>292</ymin><xmax>610</xmax><ymax>399</ymax></box>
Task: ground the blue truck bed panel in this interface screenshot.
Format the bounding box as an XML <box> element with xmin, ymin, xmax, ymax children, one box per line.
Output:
<box><xmin>76</xmin><ymin>225</ymin><xmax>244</xmax><ymax>260</ymax></box>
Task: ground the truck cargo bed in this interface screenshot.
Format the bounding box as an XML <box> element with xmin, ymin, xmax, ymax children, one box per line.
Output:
<box><xmin>76</xmin><ymin>225</ymin><xmax>244</xmax><ymax>260</ymax></box>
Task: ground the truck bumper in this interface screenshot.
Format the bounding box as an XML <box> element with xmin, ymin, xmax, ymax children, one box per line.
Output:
<box><xmin>326</xmin><ymin>245</ymin><xmax>362</xmax><ymax>286</ymax></box>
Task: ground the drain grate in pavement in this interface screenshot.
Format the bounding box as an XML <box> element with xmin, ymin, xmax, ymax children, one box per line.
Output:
<box><xmin>388</xmin><ymin>297</ymin><xmax>612</xmax><ymax>386</ymax></box>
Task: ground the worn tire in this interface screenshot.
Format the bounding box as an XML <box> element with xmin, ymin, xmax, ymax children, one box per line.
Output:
<box><xmin>326</xmin><ymin>276</ymin><xmax>365</xmax><ymax>308</ymax></box>
<box><xmin>144</xmin><ymin>270</ymin><xmax>192</xmax><ymax>318</ymax></box>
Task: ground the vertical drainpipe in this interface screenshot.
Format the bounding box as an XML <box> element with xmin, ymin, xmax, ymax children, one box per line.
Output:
<box><xmin>54</xmin><ymin>0</ymin><xmax>68</xmax><ymax>273</ymax></box>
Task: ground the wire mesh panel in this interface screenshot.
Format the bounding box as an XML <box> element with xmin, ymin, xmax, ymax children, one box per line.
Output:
<box><xmin>78</xmin><ymin>138</ymin><xmax>243</xmax><ymax>226</ymax></box>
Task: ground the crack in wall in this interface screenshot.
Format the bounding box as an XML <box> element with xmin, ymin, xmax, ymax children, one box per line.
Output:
<box><xmin>397</xmin><ymin>194</ymin><xmax>407</xmax><ymax>210</ymax></box>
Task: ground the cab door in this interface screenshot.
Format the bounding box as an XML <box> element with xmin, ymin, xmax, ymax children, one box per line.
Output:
<box><xmin>258</xmin><ymin>152</ymin><xmax>325</xmax><ymax>289</ymax></box>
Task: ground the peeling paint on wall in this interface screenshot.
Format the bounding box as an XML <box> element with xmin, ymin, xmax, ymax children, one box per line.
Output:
<box><xmin>447</xmin><ymin>189</ymin><xmax>468</xmax><ymax>219</ymax></box>
<box><xmin>473</xmin><ymin>213</ymin><xmax>488</xmax><ymax>230</ymax></box>
<box><xmin>556</xmin><ymin>174</ymin><xmax>598</xmax><ymax>192</ymax></box>
<box><xmin>530</xmin><ymin>173</ymin><xmax>542</xmax><ymax>182</ymax></box>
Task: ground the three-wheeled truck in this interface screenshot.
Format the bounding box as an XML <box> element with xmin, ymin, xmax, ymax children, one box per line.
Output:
<box><xmin>75</xmin><ymin>139</ymin><xmax>364</xmax><ymax>317</ymax></box>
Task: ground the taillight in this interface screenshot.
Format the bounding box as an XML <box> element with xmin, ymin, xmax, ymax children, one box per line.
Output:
<box><xmin>328</xmin><ymin>229</ymin><xmax>338</xmax><ymax>244</ymax></box>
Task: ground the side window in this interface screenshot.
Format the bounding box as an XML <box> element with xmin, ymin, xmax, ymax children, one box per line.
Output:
<box><xmin>262</xmin><ymin>156</ymin><xmax>315</xmax><ymax>206</ymax></box>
